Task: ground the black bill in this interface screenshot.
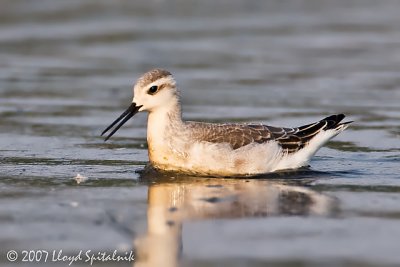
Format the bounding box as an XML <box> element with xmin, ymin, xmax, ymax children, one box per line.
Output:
<box><xmin>101</xmin><ymin>103</ymin><xmax>142</xmax><ymax>141</ymax></box>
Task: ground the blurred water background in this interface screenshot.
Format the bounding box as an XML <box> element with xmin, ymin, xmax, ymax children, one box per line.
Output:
<box><xmin>0</xmin><ymin>0</ymin><xmax>399</xmax><ymax>266</ymax></box>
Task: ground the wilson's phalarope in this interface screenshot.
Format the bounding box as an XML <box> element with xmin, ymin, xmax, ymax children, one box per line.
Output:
<box><xmin>102</xmin><ymin>69</ymin><xmax>352</xmax><ymax>177</ymax></box>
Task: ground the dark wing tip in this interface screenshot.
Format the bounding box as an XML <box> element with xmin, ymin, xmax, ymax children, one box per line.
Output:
<box><xmin>322</xmin><ymin>113</ymin><xmax>345</xmax><ymax>123</ymax></box>
<box><xmin>322</xmin><ymin>114</ymin><xmax>353</xmax><ymax>130</ymax></box>
<box><xmin>281</xmin><ymin>114</ymin><xmax>350</xmax><ymax>153</ymax></box>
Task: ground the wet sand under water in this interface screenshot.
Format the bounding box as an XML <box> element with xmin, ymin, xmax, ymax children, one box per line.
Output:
<box><xmin>1</xmin><ymin>1</ymin><xmax>400</xmax><ymax>266</ymax></box>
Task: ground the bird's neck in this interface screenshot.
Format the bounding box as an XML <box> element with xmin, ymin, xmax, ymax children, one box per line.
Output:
<box><xmin>147</xmin><ymin>99</ymin><xmax>184</xmax><ymax>146</ymax></box>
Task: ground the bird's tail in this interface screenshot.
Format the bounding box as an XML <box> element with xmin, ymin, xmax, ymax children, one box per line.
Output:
<box><xmin>295</xmin><ymin>114</ymin><xmax>352</xmax><ymax>141</ymax></box>
<box><xmin>274</xmin><ymin>114</ymin><xmax>353</xmax><ymax>171</ymax></box>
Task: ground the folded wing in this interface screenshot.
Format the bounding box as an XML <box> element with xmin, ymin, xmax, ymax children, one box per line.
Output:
<box><xmin>189</xmin><ymin>114</ymin><xmax>350</xmax><ymax>153</ymax></box>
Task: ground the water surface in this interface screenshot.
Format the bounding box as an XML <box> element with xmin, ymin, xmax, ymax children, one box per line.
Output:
<box><xmin>0</xmin><ymin>1</ymin><xmax>399</xmax><ymax>266</ymax></box>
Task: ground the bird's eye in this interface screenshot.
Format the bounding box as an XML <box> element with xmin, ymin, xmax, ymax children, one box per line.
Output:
<box><xmin>147</xmin><ymin>85</ymin><xmax>158</xmax><ymax>95</ymax></box>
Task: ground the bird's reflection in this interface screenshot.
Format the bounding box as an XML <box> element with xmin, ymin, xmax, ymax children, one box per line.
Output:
<box><xmin>134</xmin><ymin>170</ymin><xmax>337</xmax><ymax>267</ymax></box>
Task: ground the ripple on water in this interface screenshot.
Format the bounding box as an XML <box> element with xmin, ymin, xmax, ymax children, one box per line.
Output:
<box><xmin>1</xmin><ymin>0</ymin><xmax>400</xmax><ymax>266</ymax></box>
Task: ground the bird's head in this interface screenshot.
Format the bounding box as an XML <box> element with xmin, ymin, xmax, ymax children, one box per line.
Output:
<box><xmin>101</xmin><ymin>68</ymin><xmax>179</xmax><ymax>141</ymax></box>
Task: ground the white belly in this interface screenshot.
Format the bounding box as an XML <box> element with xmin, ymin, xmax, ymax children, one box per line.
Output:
<box><xmin>148</xmin><ymin>140</ymin><xmax>285</xmax><ymax>177</ymax></box>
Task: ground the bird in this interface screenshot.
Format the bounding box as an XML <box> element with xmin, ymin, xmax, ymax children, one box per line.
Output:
<box><xmin>102</xmin><ymin>68</ymin><xmax>352</xmax><ymax>177</ymax></box>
